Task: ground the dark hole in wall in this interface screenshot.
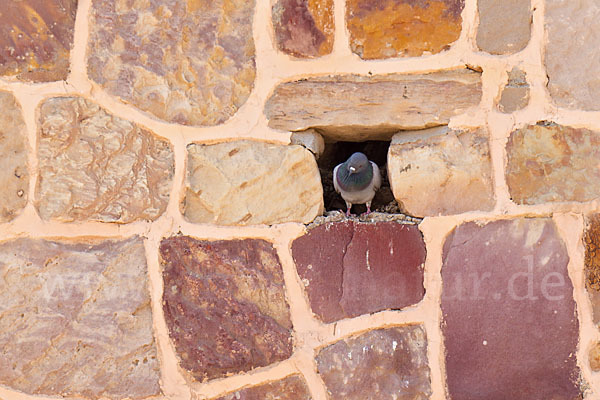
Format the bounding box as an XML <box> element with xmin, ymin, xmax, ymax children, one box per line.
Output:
<box><xmin>318</xmin><ymin>141</ymin><xmax>401</xmax><ymax>214</ymax></box>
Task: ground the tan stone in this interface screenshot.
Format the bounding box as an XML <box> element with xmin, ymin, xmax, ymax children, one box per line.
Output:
<box><xmin>0</xmin><ymin>91</ymin><xmax>28</xmax><ymax>222</ymax></box>
<box><xmin>498</xmin><ymin>67</ymin><xmax>529</xmax><ymax>113</ymax></box>
<box><xmin>590</xmin><ymin>342</ymin><xmax>600</xmax><ymax>372</ymax></box>
<box><xmin>265</xmin><ymin>70</ymin><xmax>482</xmax><ymax>141</ymax></box>
<box><xmin>36</xmin><ymin>97</ymin><xmax>174</xmax><ymax>223</ymax></box>
<box><xmin>184</xmin><ymin>141</ymin><xmax>323</xmax><ymax>225</ymax></box>
<box><xmin>506</xmin><ymin>123</ymin><xmax>600</xmax><ymax>204</ymax></box>
<box><xmin>388</xmin><ymin>126</ymin><xmax>494</xmax><ymax>217</ymax></box>
<box><xmin>477</xmin><ymin>0</ymin><xmax>531</xmax><ymax>54</ymax></box>
<box><xmin>290</xmin><ymin>129</ymin><xmax>325</xmax><ymax>159</ymax></box>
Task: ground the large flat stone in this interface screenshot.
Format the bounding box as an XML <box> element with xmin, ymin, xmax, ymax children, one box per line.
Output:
<box><xmin>584</xmin><ymin>214</ymin><xmax>600</xmax><ymax>326</ymax></box>
<box><xmin>292</xmin><ymin>220</ymin><xmax>426</xmax><ymax>323</ymax></box>
<box><xmin>212</xmin><ymin>374</ymin><xmax>312</xmax><ymax>400</ymax></box>
<box><xmin>0</xmin><ymin>0</ymin><xmax>77</xmax><ymax>81</ymax></box>
<box><xmin>506</xmin><ymin>122</ymin><xmax>600</xmax><ymax>204</ymax></box>
<box><xmin>88</xmin><ymin>0</ymin><xmax>256</xmax><ymax>125</ymax></box>
<box><xmin>477</xmin><ymin>0</ymin><xmax>531</xmax><ymax>54</ymax></box>
<box><xmin>0</xmin><ymin>91</ymin><xmax>28</xmax><ymax>222</ymax></box>
<box><xmin>442</xmin><ymin>218</ymin><xmax>580</xmax><ymax>399</ymax></box>
<box><xmin>388</xmin><ymin>126</ymin><xmax>494</xmax><ymax>216</ymax></box>
<box><xmin>316</xmin><ymin>326</ymin><xmax>431</xmax><ymax>399</ymax></box>
<box><xmin>184</xmin><ymin>141</ymin><xmax>323</xmax><ymax>225</ymax></box>
<box><xmin>546</xmin><ymin>0</ymin><xmax>600</xmax><ymax>110</ymax></box>
<box><xmin>272</xmin><ymin>0</ymin><xmax>333</xmax><ymax>58</ymax></box>
<box><xmin>161</xmin><ymin>236</ymin><xmax>293</xmax><ymax>382</ymax></box>
<box><xmin>0</xmin><ymin>237</ymin><xmax>160</xmax><ymax>399</ymax></box>
<box><xmin>36</xmin><ymin>97</ymin><xmax>174</xmax><ymax>223</ymax></box>
<box><xmin>264</xmin><ymin>70</ymin><xmax>482</xmax><ymax>141</ymax></box>
<box><xmin>346</xmin><ymin>0</ymin><xmax>464</xmax><ymax>59</ymax></box>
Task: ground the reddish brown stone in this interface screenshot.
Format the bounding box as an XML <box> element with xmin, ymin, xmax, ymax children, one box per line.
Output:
<box><xmin>0</xmin><ymin>0</ymin><xmax>77</xmax><ymax>81</ymax></box>
<box><xmin>584</xmin><ymin>214</ymin><xmax>600</xmax><ymax>326</ymax></box>
<box><xmin>316</xmin><ymin>326</ymin><xmax>431</xmax><ymax>399</ymax></box>
<box><xmin>292</xmin><ymin>221</ymin><xmax>426</xmax><ymax>323</ymax></box>
<box><xmin>160</xmin><ymin>236</ymin><xmax>293</xmax><ymax>382</ymax></box>
<box><xmin>212</xmin><ymin>374</ymin><xmax>312</xmax><ymax>400</ymax></box>
<box><xmin>442</xmin><ymin>218</ymin><xmax>581</xmax><ymax>399</ymax></box>
<box><xmin>272</xmin><ymin>0</ymin><xmax>333</xmax><ymax>58</ymax></box>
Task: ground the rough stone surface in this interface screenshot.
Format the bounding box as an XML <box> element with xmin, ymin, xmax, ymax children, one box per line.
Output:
<box><xmin>442</xmin><ymin>218</ymin><xmax>580</xmax><ymax>399</ymax></box>
<box><xmin>388</xmin><ymin>126</ymin><xmax>494</xmax><ymax>216</ymax></box>
<box><xmin>292</xmin><ymin>220</ymin><xmax>426</xmax><ymax>323</ymax></box>
<box><xmin>88</xmin><ymin>0</ymin><xmax>256</xmax><ymax>126</ymax></box>
<box><xmin>184</xmin><ymin>141</ymin><xmax>323</xmax><ymax>225</ymax></box>
<box><xmin>584</xmin><ymin>214</ymin><xmax>600</xmax><ymax>326</ymax></box>
<box><xmin>316</xmin><ymin>326</ymin><xmax>431</xmax><ymax>399</ymax></box>
<box><xmin>346</xmin><ymin>0</ymin><xmax>464</xmax><ymax>59</ymax></box>
<box><xmin>546</xmin><ymin>0</ymin><xmax>600</xmax><ymax>110</ymax></box>
<box><xmin>36</xmin><ymin>97</ymin><xmax>174</xmax><ymax>223</ymax></box>
<box><xmin>265</xmin><ymin>70</ymin><xmax>482</xmax><ymax>141</ymax></box>
<box><xmin>590</xmin><ymin>342</ymin><xmax>600</xmax><ymax>372</ymax></box>
<box><xmin>0</xmin><ymin>91</ymin><xmax>28</xmax><ymax>222</ymax></box>
<box><xmin>212</xmin><ymin>375</ymin><xmax>312</xmax><ymax>400</ymax></box>
<box><xmin>477</xmin><ymin>0</ymin><xmax>531</xmax><ymax>54</ymax></box>
<box><xmin>272</xmin><ymin>0</ymin><xmax>333</xmax><ymax>58</ymax></box>
<box><xmin>290</xmin><ymin>129</ymin><xmax>325</xmax><ymax>159</ymax></box>
<box><xmin>498</xmin><ymin>67</ymin><xmax>529</xmax><ymax>113</ymax></box>
<box><xmin>0</xmin><ymin>0</ymin><xmax>77</xmax><ymax>81</ymax></box>
<box><xmin>506</xmin><ymin>122</ymin><xmax>600</xmax><ymax>205</ymax></box>
<box><xmin>0</xmin><ymin>237</ymin><xmax>160</xmax><ymax>399</ymax></box>
<box><xmin>161</xmin><ymin>236</ymin><xmax>293</xmax><ymax>382</ymax></box>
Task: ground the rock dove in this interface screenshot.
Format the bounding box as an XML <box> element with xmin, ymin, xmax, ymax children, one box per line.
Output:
<box><xmin>333</xmin><ymin>152</ymin><xmax>382</xmax><ymax>216</ymax></box>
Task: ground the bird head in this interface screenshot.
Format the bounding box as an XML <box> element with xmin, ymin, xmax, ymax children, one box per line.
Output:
<box><xmin>346</xmin><ymin>152</ymin><xmax>369</xmax><ymax>175</ymax></box>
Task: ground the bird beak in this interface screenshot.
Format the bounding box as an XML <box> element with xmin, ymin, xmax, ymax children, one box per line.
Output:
<box><xmin>349</xmin><ymin>166</ymin><xmax>356</xmax><ymax>174</ymax></box>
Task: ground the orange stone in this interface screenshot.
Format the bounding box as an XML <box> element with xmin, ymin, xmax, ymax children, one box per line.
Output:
<box><xmin>346</xmin><ymin>0</ymin><xmax>464</xmax><ymax>59</ymax></box>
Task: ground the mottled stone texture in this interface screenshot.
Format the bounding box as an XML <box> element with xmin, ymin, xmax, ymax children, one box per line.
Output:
<box><xmin>212</xmin><ymin>375</ymin><xmax>312</xmax><ymax>400</ymax></box>
<box><xmin>88</xmin><ymin>0</ymin><xmax>256</xmax><ymax>126</ymax></box>
<box><xmin>584</xmin><ymin>214</ymin><xmax>600</xmax><ymax>326</ymax></box>
<box><xmin>0</xmin><ymin>237</ymin><xmax>160</xmax><ymax>399</ymax></box>
<box><xmin>36</xmin><ymin>97</ymin><xmax>174</xmax><ymax>223</ymax></box>
<box><xmin>292</xmin><ymin>221</ymin><xmax>426</xmax><ymax>323</ymax></box>
<box><xmin>546</xmin><ymin>0</ymin><xmax>600</xmax><ymax>110</ymax></box>
<box><xmin>265</xmin><ymin>70</ymin><xmax>482</xmax><ymax>141</ymax></box>
<box><xmin>506</xmin><ymin>122</ymin><xmax>600</xmax><ymax>204</ymax></box>
<box><xmin>316</xmin><ymin>326</ymin><xmax>431</xmax><ymax>399</ymax></box>
<box><xmin>477</xmin><ymin>0</ymin><xmax>531</xmax><ymax>54</ymax></box>
<box><xmin>184</xmin><ymin>141</ymin><xmax>323</xmax><ymax>225</ymax></box>
<box><xmin>346</xmin><ymin>0</ymin><xmax>464</xmax><ymax>59</ymax></box>
<box><xmin>498</xmin><ymin>67</ymin><xmax>529</xmax><ymax>113</ymax></box>
<box><xmin>388</xmin><ymin>126</ymin><xmax>494</xmax><ymax>216</ymax></box>
<box><xmin>161</xmin><ymin>236</ymin><xmax>293</xmax><ymax>382</ymax></box>
<box><xmin>272</xmin><ymin>0</ymin><xmax>333</xmax><ymax>58</ymax></box>
<box><xmin>0</xmin><ymin>91</ymin><xmax>28</xmax><ymax>222</ymax></box>
<box><xmin>442</xmin><ymin>219</ymin><xmax>580</xmax><ymax>399</ymax></box>
<box><xmin>590</xmin><ymin>342</ymin><xmax>600</xmax><ymax>372</ymax></box>
<box><xmin>0</xmin><ymin>0</ymin><xmax>77</xmax><ymax>81</ymax></box>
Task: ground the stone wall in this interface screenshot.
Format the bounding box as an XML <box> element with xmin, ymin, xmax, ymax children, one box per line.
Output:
<box><xmin>0</xmin><ymin>0</ymin><xmax>599</xmax><ymax>399</ymax></box>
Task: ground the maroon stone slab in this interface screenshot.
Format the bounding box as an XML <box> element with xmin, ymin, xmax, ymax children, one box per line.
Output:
<box><xmin>212</xmin><ymin>374</ymin><xmax>312</xmax><ymax>400</ymax></box>
<box><xmin>161</xmin><ymin>236</ymin><xmax>293</xmax><ymax>382</ymax></box>
<box><xmin>292</xmin><ymin>220</ymin><xmax>426</xmax><ymax>323</ymax></box>
<box><xmin>441</xmin><ymin>218</ymin><xmax>581</xmax><ymax>399</ymax></box>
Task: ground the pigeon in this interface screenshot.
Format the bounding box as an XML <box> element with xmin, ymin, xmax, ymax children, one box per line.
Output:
<box><xmin>333</xmin><ymin>152</ymin><xmax>382</xmax><ymax>216</ymax></box>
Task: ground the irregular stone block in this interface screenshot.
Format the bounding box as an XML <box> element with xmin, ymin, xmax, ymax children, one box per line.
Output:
<box><xmin>477</xmin><ymin>0</ymin><xmax>531</xmax><ymax>54</ymax></box>
<box><xmin>316</xmin><ymin>326</ymin><xmax>431</xmax><ymax>399</ymax></box>
<box><xmin>264</xmin><ymin>70</ymin><xmax>482</xmax><ymax>141</ymax></box>
<box><xmin>36</xmin><ymin>97</ymin><xmax>174</xmax><ymax>223</ymax></box>
<box><xmin>87</xmin><ymin>0</ymin><xmax>256</xmax><ymax>125</ymax></box>
<box><xmin>506</xmin><ymin>122</ymin><xmax>600</xmax><ymax>204</ymax></box>
<box><xmin>212</xmin><ymin>374</ymin><xmax>312</xmax><ymax>400</ymax></box>
<box><xmin>498</xmin><ymin>67</ymin><xmax>529</xmax><ymax>113</ymax></box>
<box><xmin>0</xmin><ymin>0</ymin><xmax>77</xmax><ymax>81</ymax></box>
<box><xmin>388</xmin><ymin>126</ymin><xmax>494</xmax><ymax>216</ymax></box>
<box><xmin>272</xmin><ymin>0</ymin><xmax>333</xmax><ymax>58</ymax></box>
<box><xmin>584</xmin><ymin>214</ymin><xmax>600</xmax><ymax>326</ymax></box>
<box><xmin>346</xmin><ymin>0</ymin><xmax>464</xmax><ymax>59</ymax></box>
<box><xmin>0</xmin><ymin>91</ymin><xmax>28</xmax><ymax>222</ymax></box>
<box><xmin>590</xmin><ymin>342</ymin><xmax>600</xmax><ymax>372</ymax></box>
<box><xmin>184</xmin><ymin>141</ymin><xmax>323</xmax><ymax>225</ymax></box>
<box><xmin>292</xmin><ymin>220</ymin><xmax>426</xmax><ymax>323</ymax></box>
<box><xmin>161</xmin><ymin>236</ymin><xmax>293</xmax><ymax>382</ymax></box>
<box><xmin>0</xmin><ymin>237</ymin><xmax>160</xmax><ymax>399</ymax></box>
<box><xmin>442</xmin><ymin>219</ymin><xmax>580</xmax><ymax>399</ymax></box>
<box><xmin>290</xmin><ymin>129</ymin><xmax>325</xmax><ymax>159</ymax></box>
<box><xmin>546</xmin><ymin>0</ymin><xmax>600</xmax><ymax>110</ymax></box>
